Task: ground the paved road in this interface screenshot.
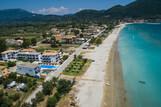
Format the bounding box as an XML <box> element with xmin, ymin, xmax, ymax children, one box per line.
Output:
<box><xmin>25</xmin><ymin>29</ymin><xmax>105</xmax><ymax>104</ymax></box>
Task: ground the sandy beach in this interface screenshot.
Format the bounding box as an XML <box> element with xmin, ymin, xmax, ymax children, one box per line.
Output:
<box><xmin>101</xmin><ymin>41</ymin><xmax>128</xmax><ymax>107</ymax></box>
<box><xmin>74</xmin><ymin>24</ymin><xmax>125</xmax><ymax>107</ymax></box>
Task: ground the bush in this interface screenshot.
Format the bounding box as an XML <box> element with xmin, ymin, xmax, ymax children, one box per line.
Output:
<box><xmin>9</xmin><ymin>93</ymin><xmax>21</xmax><ymax>101</ymax></box>
<box><xmin>31</xmin><ymin>38</ymin><xmax>37</xmax><ymax>46</ymax></box>
<box><xmin>47</xmin><ymin>96</ymin><xmax>57</xmax><ymax>107</ymax></box>
<box><xmin>62</xmin><ymin>55</ymin><xmax>68</xmax><ymax>61</ymax></box>
<box><xmin>0</xmin><ymin>96</ymin><xmax>12</xmax><ymax>107</ymax></box>
<box><xmin>56</xmin><ymin>79</ymin><xmax>72</xmax><ymax>94</ymax></box>
<box><xmin>78</xmin><ymin>55</ymin><xmax>83</xmax><ymax>59</ymax></box>
<box><xmin>90</xmin><ymin>37</ymin><xmax>96</xmax><ymax>44</ymax></box>
<box><xmin>21</xmin><ymin>103</ymin><xmax>32</xmax><ymax>107</ymax></box>
<box><xmin>31</xmin><ymin>98</ymin><xmax>37</xmax><ymax>107</ymax></box>
<box><xmin>35</xmin><ymin>91</ymin><xmax>44</xmax><ymax>103</ymax></box>
<box><xmin>42</xmin><ymin>81</ymin><xmax>53</xmax><ymax>95</ymax></box>
<box><xmin>7</xmin><ymin>61</ymin><xmax>16</xmax><ymax>67</ymax></box>
<box><xmin>8</xmin><ymin>72</ymin><xmax>17</xmax><ymax>80</ymax></box>
<box><xmin>96</xmin><ymin>38</ymin><xmax>102</xmax><ymax>45</ymax></box>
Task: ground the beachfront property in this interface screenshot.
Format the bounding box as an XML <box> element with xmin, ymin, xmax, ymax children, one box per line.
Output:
<box><xmin>17</xmin><ymin>48</ymin><xmax>41</xmax><ymax>62</ymax></box>
<box><xmin>17</xmin><ymin>52</ymin><xmax>41</xmax><ymax>62</ymax></box>
<box><xmin>16</xmin><ymin>63</ymin><xmax>40</xmax><ymax>77</ymax></box>
<box><xmin>39</xmin><ymin>64</ymin><xmax>59</xmax><ymax>78</ymax></box>
<box><xmin>16</xmin><ymin>48</ymin><xmax>61</xmax><ymax>64</ymax></box>
<box><xmin>41</xmin><ymin>50</ymin><xmax>60</xmax><ymax>64</ymax></box>
<box><xmin>0</xmin><ymin>50</ymin><xmax>19</xmax><ymax>61</ymax></box>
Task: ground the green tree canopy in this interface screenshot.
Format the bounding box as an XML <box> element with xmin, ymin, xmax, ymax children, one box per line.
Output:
<box><xmin>0</xmin><ymin>38</ymin><xmax>7</xmax><ymax>53</ymax></box>
<box><xmin>22</xmin><ymin>38</ymin><xmax>31</xmax><ymax>48</ymax></box>
<box><xmin>47</xmin><ymin>96</ymin><xmax>57</xmax><ymax>107</ymax></box>
<box><xmin>31</xmin><ymin>38</ymin><xmax>37</xmax><ymax>46</ymax></box>
<box><xmin>42</xmin><ymin>81</ymin><xmax>53</xmax><ymax>95</ymax></box>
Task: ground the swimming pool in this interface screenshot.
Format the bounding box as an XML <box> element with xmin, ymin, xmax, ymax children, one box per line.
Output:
<box><xmin>39</xmin><ymin>65</ymin><xmax>59</xmax><ymax>69</ymax></box>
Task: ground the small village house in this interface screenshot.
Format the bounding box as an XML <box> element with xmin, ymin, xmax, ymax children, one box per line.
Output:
<box><xmin>62</xmin><ymin>35</ymin><xmax>76</xmax><ymax>44</ymax></box>
<box><xmin>7</xmin><ymin>81</ymin><xmax>17</xmax><ymax>88</ymax></box>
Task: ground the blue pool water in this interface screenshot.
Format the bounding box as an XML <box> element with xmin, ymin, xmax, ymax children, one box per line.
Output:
<box><xmin>118</xmin><ymin>23</ymin><xmax>161</xmax><ymax>107</ymax></box>
<box><xmin>39</xmin><ymin>65</ymin><xmax>59</xmax><ymax>69</ymax></box>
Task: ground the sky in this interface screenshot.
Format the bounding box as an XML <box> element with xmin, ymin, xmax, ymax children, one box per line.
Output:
<box><xmin>0</xmin><ymin>0</ymin><xmax>134</xmax><ymax>15</ymax></box>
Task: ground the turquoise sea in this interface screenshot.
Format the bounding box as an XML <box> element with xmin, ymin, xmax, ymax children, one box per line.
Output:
<box><xmin>118</xmin><ymin>23</ymin><xmax>161</xmax><ymax>107</ymax></box>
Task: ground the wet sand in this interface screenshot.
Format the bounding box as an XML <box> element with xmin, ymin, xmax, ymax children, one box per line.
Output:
<box><xmin>102</xmin><ymin>41</ymin><xmax>128</xmax><ymax>107</ymax></box>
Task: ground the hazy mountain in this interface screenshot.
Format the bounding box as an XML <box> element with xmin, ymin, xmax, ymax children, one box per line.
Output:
<box><xmin>0</xmin><ymin>8</ymin><xmax>62</xmax><ymax>24</ymax></box>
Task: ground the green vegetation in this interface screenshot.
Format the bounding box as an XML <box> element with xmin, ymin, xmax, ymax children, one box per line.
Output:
<box><xmin>35</xmin><ymin>91</ymin><xmax>45</xmax><ymax>103</ymax></box>
<box><xmin>1</xmin><ymin>0</ymin><xmax>161</xmax><ymax>27</ymax></box>
<box><xmin>22</xmin><ymin>38</ymin><xmax>31</xmax><ymax>48</ymax></box>
<box><xmin>0</xmin><ymin>72</ymin><xmax>37</xmax><ymax>90</ymax></box>
<box><xmin>0</xmin><ymin>38</ymin><xmax>7</xmax><ymax>52</ymax></box>
<box><xmin>22</xmin><ymin>78</ymin><xmax>73</xmax><ymax>107</ymax></box>
<box><xmin>90</xmin><ymin>37</ymin><xmax>103</xmax><ymax>46</ymax></box>
<box><xmin>105</xmin><ymin>0</ymin><xmax>161</xmax><ymax>19</ymax></box>
<box><xmin>6</xmin><ymin>61</ymin><xmax>16</xmax><ymax>68</ymax></box>
<box><xmin>47</xmin><ymin>79</ymin><xmax>73</xmax><ymax>107</ymax></box>
<box><xmin>31</xmin><ymin>38</ymin><xmax>37</xmax><ymax>46</ymax></box>
<box><xmin>63</xmin><ymin>55</ymin><xmax>91</xmax><ymax>76</ymax></box>
<box><xmin>0</xmin><ymin>73</ymin><xmax>39</xmax><ymax>107</ymax></box>
<box><xmin>62</xmin><ymin>55</ymin><xmax>69</xmax><ymax>61</ymax></box>
<box><xmin>42</xmin><ymin>81</ymin><xmax>54</xmax><ymax>95</ymax></box>
<box><xmin>51</xmin><ymin>36</ymin><xmax>58</xmax><ymax>48</ymax></box>
<box><xmin>0</xmin><ymin>89</ymin><xmax>13</xmax><ymax>107</ymax></box>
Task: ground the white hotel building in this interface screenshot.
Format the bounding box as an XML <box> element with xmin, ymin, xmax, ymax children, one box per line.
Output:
<box><xmin>0</xmin><ymin>49</ymin><xmax>61</xmax><ymax>64</ymax></box>
<box><xmin>16</xmin><ymin>48</ymin><xmax>41</xmax><ymax>62</ymax></box>
<box><xmin>0</xmin><ymin>50</ymin><xmax>19</xmax><ymax>61</ymax></box>
<box><xmin>17</xmin><ymin>52</ymin><xmax>41</xmax><ymax>61</ymax></box>
<box><xmin>41</xmin><ymin>50</ymin><xmax>60</xmax><ymax>64</ymax></box>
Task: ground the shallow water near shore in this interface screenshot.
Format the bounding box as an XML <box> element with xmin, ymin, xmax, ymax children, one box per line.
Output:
<box><xmin>118</xmin><ymin>23</ymin><xmax>161</xmax><ymax>107</ymax></box>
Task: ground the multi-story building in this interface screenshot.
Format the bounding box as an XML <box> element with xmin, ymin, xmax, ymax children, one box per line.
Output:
<box><xmin>0</xmin><ymin>50</ymin><xmax>19</xmax><ymax>61</ymax></box>
<box><xmin>41</xmin><ymin>50</ymin><xmax>60</xmax><ymax>64</ymax></box>
<box><xmin>16</xmin><ymin>63</ymin><xmax>40</xmax><ymax>77</ymax></box>
<box><xmin>17</xmin><ymin>52</ymin><xmax>41</xmax><ymax>61</ymax></box>
<box><xmin>17</xmin><ymin>49</ymin><xmax>41</xmax><ymax>61</ymax></box>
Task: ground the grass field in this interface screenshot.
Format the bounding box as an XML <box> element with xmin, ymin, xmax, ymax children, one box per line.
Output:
<box><xmin>63</xmin><ymin>56</ymin><xmax>92</xmax><ymax>76</ymax></box>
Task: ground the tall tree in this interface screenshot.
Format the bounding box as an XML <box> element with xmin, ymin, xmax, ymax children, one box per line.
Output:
<box><xmin>50</xmin><ymin>36</ymin><xmax>57</xmax><ymax>48</ymax></box>
<box><xmin>42</xmin><ymin>81</ymin><xmax>53</xmax><ymax>95</ymax></box>
<box><xmin>0</xmin><ymin>38</ymin><xmax>7</xmax><ymax>53</ymax></box>
<box><xmin>22</xmin><ymin>38</ymin><xmax>31</xmax><ymax>48</ymax></box>
<box><xmin>31</xmin><ymin>38</ymin><xmax>37</xmax><ymax>46</ymax></box>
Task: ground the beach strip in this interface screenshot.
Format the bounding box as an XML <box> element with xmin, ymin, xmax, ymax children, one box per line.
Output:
<box><xmin>75</xmin><ymin>24</ymin><xmax>125</xmax><ymax>107</ymax></box>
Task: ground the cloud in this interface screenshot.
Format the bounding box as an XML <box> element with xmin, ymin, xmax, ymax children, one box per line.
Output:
<box><xmin>78</xmin><ymin>8</ymin><xmax>84</xmax><ymax>11</ymax></box>
<box><xmin>33</xmin><ymin>6</ymin><xmax>69</xmax><ymax>15</ymax></box>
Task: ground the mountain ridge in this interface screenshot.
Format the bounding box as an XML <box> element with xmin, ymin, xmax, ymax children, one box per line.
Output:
<box><xmin>0</xmin><ymin>0</ymin><xmax>161</xmax><ymax>24</ymax></box>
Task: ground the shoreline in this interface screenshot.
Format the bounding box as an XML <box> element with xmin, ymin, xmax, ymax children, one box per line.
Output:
<box><xmin>74</xmin><ymin>24</ymin><xmax>126</xmax><ymax>107</ymax></box>
<box><xmin>101</xmin><ymin>40</ymin><xmax>128</xmax><ymax>107</ymax></box>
